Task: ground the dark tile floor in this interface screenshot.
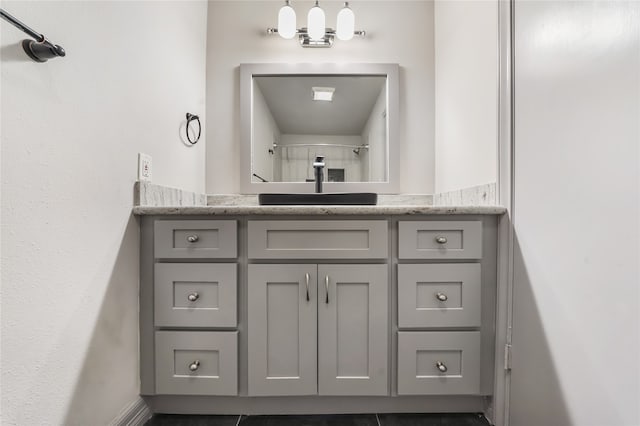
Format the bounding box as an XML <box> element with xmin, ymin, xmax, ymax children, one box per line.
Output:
<box><xmin>145</xmin><ymin>413</ymin><xmax>492</xmax><ymax>426</ymax></box>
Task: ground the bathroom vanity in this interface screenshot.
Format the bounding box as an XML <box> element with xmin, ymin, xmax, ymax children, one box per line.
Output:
<box><xmin>136</xmin><ymin>204</ymin><xmax>505</xmax><ymax>414</ymax></box>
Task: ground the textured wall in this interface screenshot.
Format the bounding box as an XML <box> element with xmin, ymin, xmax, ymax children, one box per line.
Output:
<box><xmin>205</xmin><ymin>1</ymin><xmax>435</xmax><ymax>194</ymax></box>
<box><xmin>0</xmin><ymin>1</ymin><xmax>207</xmax><ymax>424</ymax></box>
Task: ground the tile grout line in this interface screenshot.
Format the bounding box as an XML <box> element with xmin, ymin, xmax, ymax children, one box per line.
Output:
<box><xmin>376</xmin><ymin>413</ymin><xmax>381</xmax><ymax>426</ymax></box>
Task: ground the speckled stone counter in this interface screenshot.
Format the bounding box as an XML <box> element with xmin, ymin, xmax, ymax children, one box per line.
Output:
<box><xmin>132</xmin><ymin>183</ymin><xmax>506</xmax><ymax>215</ymax></box>
<box><xmin>133</xmin><ymin>205</ymin><xmax>506</xmax><ymax>215</ymax></box>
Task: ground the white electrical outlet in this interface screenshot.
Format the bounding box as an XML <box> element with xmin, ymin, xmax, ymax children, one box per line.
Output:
<box><xmin>138</xmin><ymin>153</ymin><xmax>152</xmax><ymax>181</ymax></box>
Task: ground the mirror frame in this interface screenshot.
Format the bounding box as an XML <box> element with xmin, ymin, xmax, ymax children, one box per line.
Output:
<box><xmin>240</xmin><ymin>63</ymin><xmax>399</xmax><ymax>194</ymax></box>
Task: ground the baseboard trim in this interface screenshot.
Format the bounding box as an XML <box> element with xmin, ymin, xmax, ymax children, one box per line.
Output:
<box><xmin>148</xmin><ymin>395</ymin><xmax>486</xmax><ymax>415</ymax></box>
<box><xmin>110</xmin><ymin>397</ymin><xmax>152</xmax><ymax>426</ymax></box>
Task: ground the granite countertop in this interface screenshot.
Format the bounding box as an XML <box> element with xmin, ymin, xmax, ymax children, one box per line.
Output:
<box><xmin>132</xmin><ymin>205</ymin><xmax>506</xmax><ymax>215</ymax></box>
<box><xmin>132</xmin><ymin>182</ymin><xmax>507</xmax><ymax>216</ymax></box>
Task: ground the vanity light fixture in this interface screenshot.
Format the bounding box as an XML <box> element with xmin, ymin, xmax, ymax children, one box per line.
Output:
<box><xmin>267</xmin><ymin>1</ymin><xmax>365</xmax><ymax>48</ymax></box>
<box><xmin>312</xmin><ymin>87</ymin><xmax>335</xmax><ymax>101</ymax></box>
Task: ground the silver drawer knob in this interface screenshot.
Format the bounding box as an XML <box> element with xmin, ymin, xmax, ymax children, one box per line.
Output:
<box><xmin>435</xmin><ymin>236</ymin><xmax>448</xmax><ymax>244</ymax></box>
<box><xmin>436</xmin><ymin>292</ymin><xmax>448</xmax><ymax>302</ymax></box>
<box><xmin>188</xmin><ymin>292</ymin><xmax>199</xmax><ymax>302</ymax></box>
<box><xmin>186</xmin><ymin>235</ymin><xmax>199</xmax><ymax>243</ymax></box>
<box><xmin>189</xmin><ymin>360</ymin><xmax>200</xmax><ymax>372</ymax></box>
<box><xmin>436</xmin><ymin>361</ymin><xmax>448</xmax><ymax>373</ymax></box>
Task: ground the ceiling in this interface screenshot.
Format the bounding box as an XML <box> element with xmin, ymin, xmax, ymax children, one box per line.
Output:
<box><xmin>255</xmin><ymin>76</ymin><xmax>386</xmax><ymax>136</ymax></box>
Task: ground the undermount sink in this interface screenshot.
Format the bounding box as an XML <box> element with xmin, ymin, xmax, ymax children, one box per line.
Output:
<box><xmin>258</xmin><ymin>192</ymin><xmax>377</xmax><ymax>206</ymax></box>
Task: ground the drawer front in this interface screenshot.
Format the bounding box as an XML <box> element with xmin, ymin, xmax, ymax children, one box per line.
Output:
<box><xmin>398</xmin><ymin>221</ymin><xmax>482</xmax><ymax>259</ymax></box>
<box><xmin>248</xmin><ymin>220</ymin><xmax>388</xmax><ymax>259</ymax></box>
<box><xmin>155</xmin><ymin>331</ymin><xmax>238</xmax><ymax>395</ymax></box>
<box><xmin>398</xmin><ymin>264</ymin><xmax>481</xmax><ymax>328</ymax></box>
<box><xmin>154</xmin><ymin>220</ymin><xmax>237</xmax><ymax>259</ymax></box>
<box><xmin>397</xmin><ymin>331</ymin><xmax>480</xmax><ymax>395</ymax></box>
<box><xmin>155</xmin><ymin>264</ymin><xmax>237</xmax><ymax>328</ymax></box>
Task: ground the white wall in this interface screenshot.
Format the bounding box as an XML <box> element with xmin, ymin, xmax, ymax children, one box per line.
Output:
<box><xmin>434</xmin><ymin>0</ymin><xmax>497</xmax><ymax>193</ymax></box>
<box><xmin>0</xmin><ymin>1</ymin><xmax>207</xmax><ymax>424</ymax></box>
<box><xmin>252</xmin><ymin>81</ymin><xmax>280</xmax><ymax>182</ymax></box>
<box><xmin>206</xmin><ymin>0</ymin><xmax>435</xmax><ymax>194</ymax></box>
<box><xmin>510</xmin><ymin>1</ymin><xmax>639</xmax><ymax>425</ymax></box>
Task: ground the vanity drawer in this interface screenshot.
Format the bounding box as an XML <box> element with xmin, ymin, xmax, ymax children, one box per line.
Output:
<box><xmin>248</xmin><ymin>220</ymin><xmax>388</xmax><ymax>259</ymax></box>
<box><xmin>398</xmin><ymin>221</ymin><xmax>482</xmax><ymax>259</ymax></box>
<box><xmin>397</xmin><ymin>331</ymin><xmax>480</xmax><ymax>395</ymax></box>
<box><xmin>398</xmin><ymin>264</ymin><xmax>481</xmax><ymax>328</ymax></box>
<box><xmin>154</xmin><ymin>220</ymin><xmax>237</xmax><ymax>259</ymax></box>
<box><xmin>154</xmin><ymin>264</ymin><xmax>237</xmax><ymax>328</ymax></box>
<box><xmin>155</xmin><ymin>331</ymin><xmax>238</xmax><ymax>395</ymax></box>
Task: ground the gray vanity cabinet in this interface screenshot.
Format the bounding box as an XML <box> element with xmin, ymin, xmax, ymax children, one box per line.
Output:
<box><xmin>248</xmin><ymin>263</ymin><xmax>389</xmax><ymax>396</ymax></box>
<box><xmin>140</xmin><ymin>215</ymin><xmax>498</xmax><ymax>411</ymax></box>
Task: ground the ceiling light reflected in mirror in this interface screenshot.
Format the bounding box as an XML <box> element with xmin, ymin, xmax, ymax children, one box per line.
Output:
<box><xmin>312</xmin><ymin>87</ymin><xmax>335</xmax><ymax>101</ymax></box>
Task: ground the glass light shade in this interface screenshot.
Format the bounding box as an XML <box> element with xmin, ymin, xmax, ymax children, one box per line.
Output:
<box><xmin>278</xmin><ymin>3</ymin><xmax>297</xmax><ymax>39</ymax></box>
<box><xmin>307</xmin><ymin>2</ymin><xmax>326</xmax><ymax>41</ymax></box>
<box><xmin>336</xmin><ymin>4</ymin><xmax>355</xmax><ymax>41</ymax></box>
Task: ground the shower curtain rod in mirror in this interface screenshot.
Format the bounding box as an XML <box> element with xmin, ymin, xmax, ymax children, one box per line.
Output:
<box><xmin>272</xmin><ymin>143</ymin><xmax>369</xmax><ymax>149</ymax></box>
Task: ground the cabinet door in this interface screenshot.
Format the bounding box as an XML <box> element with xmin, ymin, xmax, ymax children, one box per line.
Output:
<box><xmin>248</xmin><ymin>264</ymin><xmax>317</xmax><ymax>396</ymax></box>
<box><xmin>318</xmin><ymin>264</ymin><xmax>388</xmax><ymax>395</ymax></box>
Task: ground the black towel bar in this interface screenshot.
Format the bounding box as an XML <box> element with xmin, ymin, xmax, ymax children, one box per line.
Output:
<box><xmin>0</xmin><ymin>8</ymin><xmax>66</xmax><ymax>62</ymax></box>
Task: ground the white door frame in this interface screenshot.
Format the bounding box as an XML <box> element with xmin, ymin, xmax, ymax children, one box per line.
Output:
<box><xmin>491</xmin><ymin>1</ymin><xmax>515</xmax><ymax>425</ymax></box>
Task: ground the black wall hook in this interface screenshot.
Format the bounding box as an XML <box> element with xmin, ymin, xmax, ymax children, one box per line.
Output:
<box><xmin>185</xmin><ymin>113</ymin><xmax>201</xmax><ymax>145</ymax></box>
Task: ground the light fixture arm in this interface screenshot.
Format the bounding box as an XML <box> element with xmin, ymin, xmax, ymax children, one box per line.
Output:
<box><xmin>266</xmin><ymin>27</ymin><xmax>365</xmax><ymax>48</ymax></box>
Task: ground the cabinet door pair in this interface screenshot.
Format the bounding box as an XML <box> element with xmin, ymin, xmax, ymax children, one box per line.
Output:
<box><xmin>248</xmin><ymin>264</ymin><xmax>388</xmax><ymax>396</ymax></box>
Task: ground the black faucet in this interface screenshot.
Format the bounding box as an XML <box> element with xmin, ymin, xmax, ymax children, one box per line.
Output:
<box><xmin>313</xmin><ymin>156</ymin><xmax>325</xmax><ymax>193</ymax></box>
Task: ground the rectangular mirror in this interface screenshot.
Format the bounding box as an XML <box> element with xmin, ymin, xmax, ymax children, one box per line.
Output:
<box><xmin>240</xmin><ymin>63</ymin><xmax>399</xmax><ymax>194</ymax></box>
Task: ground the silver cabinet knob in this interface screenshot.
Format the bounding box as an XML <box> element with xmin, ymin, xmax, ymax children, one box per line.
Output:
<box><xmin>188</xmin><ymin>292</ymin><xmax>199</xmax><ymax>302</ymax></box>
<box><xmin>436</xmin><ymin>361</ymin><xmax>448</xmax><ymax>373</ymax></box>
<box><xmin>186</xmin><ymin>235</ymin><xmax>199</xmax><ymax>243</ymax></box>
<box><xmin>436</xmin><ymin>292</ymin><xmax>448</xmax><ymax>302</ymax></box>
<box><xmin>189</xmin><ymin>360</ymin><xmax>200</xmax><ymax>371</ymax></box>
<box><xmin>435</xmin><ymin>236</ymin><xmax>448</xmax><ymax>244</ymax></box>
